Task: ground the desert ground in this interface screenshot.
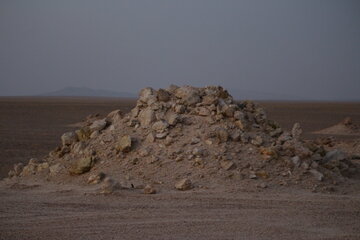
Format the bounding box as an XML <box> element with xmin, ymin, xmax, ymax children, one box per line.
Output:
<box><xmin>0</xmin><ymin>97</ymin><xmax>360</xmax><ymax>240</ymax></box>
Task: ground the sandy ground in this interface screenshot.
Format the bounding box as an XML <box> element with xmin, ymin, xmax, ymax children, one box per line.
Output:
<box><xmin>1</xmin><ymin>180</ymin><xmax>360</xmax><ymax>240</ymax></box>
<box><xmin>1</xmin><ymin>98</ymin><xmax>360</xmax><ymax>239</ymax></box>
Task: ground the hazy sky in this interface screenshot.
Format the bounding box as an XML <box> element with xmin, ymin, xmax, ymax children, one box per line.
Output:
<box><xmin>0</xmin><ymin>0</ymin><xmax>359</xmax><ymax>100</ymax></box>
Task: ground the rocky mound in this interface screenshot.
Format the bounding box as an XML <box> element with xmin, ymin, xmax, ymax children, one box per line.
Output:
<box><xmin>7</xmin><ymin>86</ymin><xmax>359</xmax><ymax>193</ymax></box>
<box><xmin>314</xmin><ymin>117</ymin><xmax>360</xmax><ymax>136</ymax></box>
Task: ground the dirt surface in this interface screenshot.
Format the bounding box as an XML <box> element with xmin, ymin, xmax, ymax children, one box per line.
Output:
<box><xmin>1</xmin><ymin>180</ymin><xmax>360</xmax><ymax>240</ymax></box>
<box><xmin>1</xmin><ymin>96</ymin><xmax>360</xmax><ymax>240</ymax></box>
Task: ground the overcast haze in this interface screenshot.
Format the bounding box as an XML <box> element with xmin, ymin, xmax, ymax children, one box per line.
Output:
<box><xmin>0</xmin><ymin>0</ymin><xmax>359</xmax><ymax>100</ymax></box>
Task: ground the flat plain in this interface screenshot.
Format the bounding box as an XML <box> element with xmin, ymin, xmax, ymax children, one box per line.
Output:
<box><xmin>0</xmin><ymin>97</ymin><xmax>359</xmax><ymax>240</ymax></box>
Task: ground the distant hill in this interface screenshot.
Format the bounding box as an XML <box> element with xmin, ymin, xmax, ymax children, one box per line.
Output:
<box><xmin>39</xmin><ymin>87</ymin><xmax>136</xmax><ymax>98</ymax></box>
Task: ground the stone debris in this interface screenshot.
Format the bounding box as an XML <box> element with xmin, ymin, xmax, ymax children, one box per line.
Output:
<box><xmin>61</xmin><ymin>132</ymin><xmax>78</xmax><ymax>146</ymax></box>
<box><xmin>10</xmin><ymin>85</ymin><xmax>359</xmax><ymax>193</ymax></box>
<box><xmin>117</xmin><ymin>135</ymin><xmax>132</xmax><ymax>153</ymax></box>
<box><xmin>143</xmin><ymin>184</ymin><xmax>157</xmax><ymax>194</ymax></box>
<box><xmin>100</xmin><ymin>177</ymin><xmax>120</xmax><ymax>194</ymax></box>
<box><xmin>87</xmin><ymin>172</ymin><xmax>106</xmax><ymax>184</ymax></box>
<box><xmin>175</xmin><ymin>178</ymin><xmax>193</xmax><ymax>191</ymax></box>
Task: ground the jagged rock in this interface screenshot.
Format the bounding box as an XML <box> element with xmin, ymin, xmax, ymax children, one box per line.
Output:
<box><xmin>202</xmin><ymin>95</ymin><xmax>218</xmax><ymax>105</ymax></box>
<box><xmin>49</xmin><ymin>163</ymin><xmax>64</xmax><ymax>175</ymax></box>
<box><xmin>152</xmin><ymin>120</ymin><xmax>169</xmax><ymax>133</ymax></box>
<box><xmin>230</xmin><ymin>130</ymin><xmax>241</xmax><ymax>141</ymax></box>
<box><xmin>87</xmin><ymin>172</ymin><xmax>106</xmax><ymax>184</ymax></box>
<box><xmin>310</xmin><ymin>169</ymin><xmax>324</xmax><ymax>181</ymax></box>
<box><xmin>107</xmin><ymin>109</ymin><xmax>123</xmax><ymax>123</ymax></box>
<box><xmin>146</xmin><ymin>132</ymin><xmax>156</xmax><ymax>143</ymax></box>
<box><xmin>14</xmin><ymin>163</ymin><xmax>24</xmax><ymax>176</ymax></box>
<box><xmin>164</xmin><ymin>136</ymin><xmax>173</xmax><ymax>146</ymax></box>
<box><xmin>235</xmin><ymin>120</ymin><xmax>246</xmax><ymax>130</ymax></box>
<box><xmin>157</xmin><ymin>89</ymin><xmax>170</xmax><ymax>102</ymax></box>
<box><xmin>166</xmin><ymin>112</ymin><xmax>179</xmax><ymax>126</ymax></box>
<box><xmin>216</xmin><ymin>128</ymin><xmax>229</xmax><ymax>143</ymax></box>
<box><xmin>139</xmin><ymin>148</ymin><xmax>150</xmax><ymax>157</ymax></box>
<box><xmin>197</xmin><ymin>107</ymin><xmax>211</xmax><ymax>116</ymax></box>
<box><xmin>223</xmin><ymin>105</ymin><xmax>236</xmax><ymax>117</ymax></box>
<box><xmin>251</xmin><ymin>135</ymin><xmax>263</xmax><ymax>146</ymax></box>
<box><xmin>221</xmin><ymin>161</ymin><xmax>236</xmax><ymax>170</ymax></box>
<box><xmin>156</xmin><ymin>132</ymin><xmax>168</xmax><ymax>139</ymax></box>
<box><xmin>37</xmin><ymin>162</ymin><xmax>49</xmax><ymax>172</ymax></box>
<box><xmin>90</xmin><ymin>119</ymin><xmax>107</xmax><ymax>132</ymax></box>
<box><xmin>75</xmin><ymin>127</ymin><xmax>91</xmax><ymax>141</ymax></box>
<box><xmin>117</xmin><ymin>135</ymin><xmax>132</xmax><ymax>153</ymax></box>
<box><xmin>139</xmin><ymin>87</ymin><xmax>157</xmax><ymax>105</ymax></box>
<box><xmin>291</xmin><ymin>156</ymin><xmax>301</xmax><ymax>167</ymax></box>
<box><xmin>69</xmin><ymin>157</ymin><xmax>95</xmax><ymax>175</ymax></box>
<box><xmin>174</xmin><ymin>105</ymin><xmax>186</xmax><ymax>114</ymax></box>
<box><xmin>72</xmin><ymin>141</ymin><xmax>87</xmax><ymax>154</ymax></box>
<box><xmin>175</xmin><ymin>178</ymin><xmax>193</xmax><ymax>191</ymax></box>
<box><xmin>144</xmin><ymin>184</ymin><xmax>157</xmax><ymax>194</ymax></box>
<box><xmin>291</xmin><ymin>123</ymin><xmax>302</xmax><ymax>140</ymax></box>
<box><xmin>61</xmin><ymin>132</ymin><xmax>78</xmax><ymax>146</ymax></box>
<box><xmin>90</xmin><ymin>130</ymin><xmax>100</xmax><ymax>139</ymax></box>
<box><xmin>175</xmin><ymin>86</ymin><xmax>201</xmax><ymax>106</ymax></box>
<box><xmin>138</xmin><ymin>108</ymin><xmax>156</xmax><ymax>126</ymax></box>
<box><xmin>322</xmin><ymin>149</ymin><xmax>347</xmax><ymax>164</ymax></box>
<box><xmin>100</xmin><ymin>177</ymin><xmax>120</xmax><ymax>194</ymax></box>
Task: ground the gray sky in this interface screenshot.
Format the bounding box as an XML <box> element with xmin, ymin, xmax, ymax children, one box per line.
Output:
<box><xmin>0</xmin><ymin>0</ymin><xmax>359</xmax><ymax>100</ymax></box>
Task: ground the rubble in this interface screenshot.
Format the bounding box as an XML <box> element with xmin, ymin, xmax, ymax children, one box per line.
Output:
<box><xmin>9</xmin><ymin>85</ymin><xmax>359</xmax><ymax>193</ymax></box>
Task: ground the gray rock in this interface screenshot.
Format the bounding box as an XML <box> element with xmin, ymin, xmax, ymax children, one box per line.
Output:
<box><xmin>322</xmin><ymin>149</ymin><xmax>347</xmax><ymax>164</ymax></box>
<box><xmin>175</xmin><ymin>178</ymin><xmax>193</xmax><ymax>191</ymax></box>
<box><xmin>174</xmin><ymin>105</ymin><xmax>186</xmax><ymax>114</ymax></box>
<box><xmin>100</xmin><ymin>177</ymin><xmax>120</xmax><ymax>194</ymax></box>
<box><xmin>69</xmin><ymin>156</ymin><xmax>95</xmax><ymax>175</ymax></box>
<box><xmin>291</xmin><ymin>156</ymin><xmax>301</xmax><ymax>167</ymax></box>
<box><xmin>107</xmin><ymin>109</ymin><xmax>123</xmax><ymax>123</ymax></box>
<box><xmin>309</xmin><ymin>169</ymin><xmax>324</xmax><ymax>181</ymax></box>
<box><xmin>152</xmin><ymin>120</ymin><xmax>169</xmax><ymax>133</ymax></box>
<box><xmin>89</xmin><ymin>119</ymin><xmax>107</xmax><ymax>132</ymax></box>
<box><xmin>221</xmin><ymin>161</ymin><xmax>236</xmax><ymax>171</ymax></box>
<box><xmin>146</xmin><ymin>132</ymin><xmax>156</xmax><ymax>143</ymax></box>
<box><xmin>216</xmin><ymin>128</ymin><xmax>229</xmax><ymax>143</ymax></box>
<box><xmin>87</xmin><ymin>172</ymin><xmax>106</xmax><ymax>184</ymax></box>
<box><xmin>166</xmin><ymin>112</ymin><xmax>179</xmax><ymax>126</ymax></box>
<box><xmin>117</xmin><ymin>135</ymin><xmax>132</xmax><ymax>153</ymax></box>
<box><xmin>61</xmin><ymin>132</ymin><xmax>78</xmax><ymax>146</ymax></box>
<box><xmin>175</xmin><ymin>86</ymin><xmax>201</xmax><ymax>106</ymax></box>
<box><xmin>139</xmin><ymin>87</ymin><xmax>157</xmax><ymax>105</ymax></box>
<box><xmin>157</xmin><ymin>88</ymin><xmax>170</xmax><ymax>102</ymax></box>
<box><xmin>251</xmin><ymin>135</ymin><xmax>263</xmax><ymax>146</ymax></box>
<box><xmin>138</xmin><ymin>108</ymin><xmax>156</xmax><ymax>126</ymax></box>
<box><xmin>144</xmin><ymin>184</ymin><xmax>157</xmax><ymax>194</ymax></box>
<box><xmin>197</xmin><ymin>107</ymin><xmax>211</xmax><ymax>116</ymax></box>
<box><xmin>291</xmin><ymin>122</ymin><xmax>302</xmax><ymax>140</ymax></box>
<box><xmin>13</xmin><ymin>163</ymin><xmax>24</xmax><ymax>176</ymax></box>
<box><xmin>49</xmin><ymin>163</ymin><xmax>64</xmax><ymax>175</ymax></box>
<box><xmin>156</xmin><ymin>132</ymin><xmax>168</xmax><ymax>139</ymax></box>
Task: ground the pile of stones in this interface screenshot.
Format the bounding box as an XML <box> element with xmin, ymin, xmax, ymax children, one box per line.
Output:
<box><xmin>8</xmin><ymin>85</ymin><xmax>358</xmax><ymax>193</ymax></box>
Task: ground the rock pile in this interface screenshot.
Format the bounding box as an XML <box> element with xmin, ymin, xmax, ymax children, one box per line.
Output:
<box><xmin>8</xmin><ymin>85</ymin><xmax>359</xmax><ymax>193</ymax></box>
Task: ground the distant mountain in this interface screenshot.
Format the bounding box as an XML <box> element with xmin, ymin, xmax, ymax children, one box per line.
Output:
<box><xmin>40</xmin><ymin>87</ymin><xmax>136</xmax><ymax>98</ymax></box>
